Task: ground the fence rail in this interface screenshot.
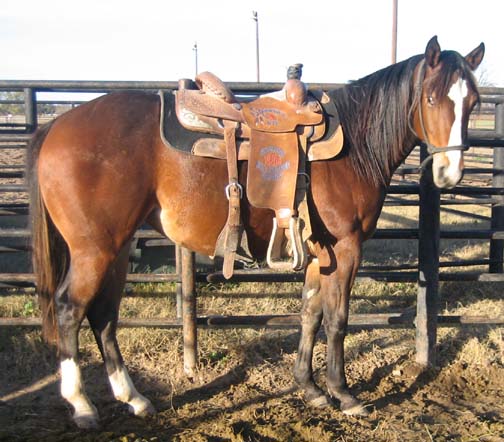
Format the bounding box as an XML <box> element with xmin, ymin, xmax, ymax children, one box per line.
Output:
<box><xmin>1</xmin><ymin>80</ymin><xmax>504</xmax><ymax>369</ymax></box>
<box><xmin>2</xmin><ymin>313</ymin><xmax>503</xmax><ymax>330</ymax></box>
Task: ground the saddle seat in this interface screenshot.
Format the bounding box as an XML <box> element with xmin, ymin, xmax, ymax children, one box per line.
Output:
<box><xmin>170</xmin><ymin>65</ymin><xmax>344</xmax><ymax>278</ymax></box>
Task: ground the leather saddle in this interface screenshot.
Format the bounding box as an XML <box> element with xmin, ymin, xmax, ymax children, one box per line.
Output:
<box><xmin>159</xmin><ymin>64</ymin><xmax>344</xmax><ymax>278</ymax></box>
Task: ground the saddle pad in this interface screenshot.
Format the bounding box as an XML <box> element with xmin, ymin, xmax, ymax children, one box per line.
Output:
<box><xmin>308</xmin><ymin>91</ymin><xmax>344</xmax><ymax>161</ymax></box>
<box><xmin>158</xmin><ymin>90</ymin><xmax>221</xmax><ymax>154</ymax></box>
<box><xmin>246</xmin><ymin>131</ymin><xmax>298</xmax><ymax>215</ymax></box>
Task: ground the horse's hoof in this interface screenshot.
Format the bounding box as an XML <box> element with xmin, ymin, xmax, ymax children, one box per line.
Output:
<box><xmin>341</xmin><ymin>399</ymin><xmax>370</xmax><ymax>417</ymax></box>
<box><xmin>73</xmin><ymin>413</ymin><xmax>100</xmax><ymax>430</ymax></box>
<box><xmin>135</xmin><ymin>403</ymin><xmax>157</xmax><ymax>418</ymax></box>
<box><xmin>328</xmin><ymin>388</ymin><xmax>370</xmax><ymax>417</ymax></box>
<box><xmin>129</xmin><ymin>399</ymin><xmax>157</xmax><ymax>418</ymax></box>
<box><xmin>307</xmin><ymin>394</ymin><xmax>331</xmax><ymax>408</ymax></box>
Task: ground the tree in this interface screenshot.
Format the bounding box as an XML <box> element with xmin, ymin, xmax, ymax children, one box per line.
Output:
<box><xmin>477</xmin><ymin>67</ymin><xmax>495</xmax><ymax>88</ymax></box>
<box><xmin>37</xmin><ymin>102</ymin><xmax>56</xmax><ymax>115</ymax></box>
<box><xmin>0</xmin><ymin>91</ymin><xmax>56</xmax><ymax>117</ymax></box>
<box><xmin>0</xmin><ymin>91</ymin><xmax>23</xmax><ymax>115</ymax></box>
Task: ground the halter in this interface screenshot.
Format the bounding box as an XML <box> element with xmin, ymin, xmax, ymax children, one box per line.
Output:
<box><xmin>411</xmin><ymin>60</ymin><xmax>469</xmax><ymax>172</ymax></box>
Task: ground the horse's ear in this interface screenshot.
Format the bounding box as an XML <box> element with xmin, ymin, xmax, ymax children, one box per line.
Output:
<box><xmin>425</xmin><ymin>36</ymin><xmax>441</xmax><ymax>68</ymax></box>
<box><xmin>465</xmin><ymin>43</ymin><xmax>485</xmax><ymax>70</ymax></box>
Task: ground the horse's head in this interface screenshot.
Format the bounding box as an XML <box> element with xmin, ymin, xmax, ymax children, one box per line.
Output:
<box><xmin>412</xmin><ymin>36</ymin><xmax>485</xmax><ymax>188</ymax></box>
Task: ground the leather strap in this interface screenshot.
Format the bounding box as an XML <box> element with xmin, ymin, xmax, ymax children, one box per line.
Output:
<box><xmin>296</xmin><ymin>134</ymin><xmax>310</xmax><ymax>268</ymax></box>
<box><xmin>222</xmin><ymin>124</ymin><xmax>243</xmax><ymax>279</ymax></box>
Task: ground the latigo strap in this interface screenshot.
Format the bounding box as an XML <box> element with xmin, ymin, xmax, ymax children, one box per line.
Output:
<box><xmin>222</xmin><ymin>124</ymin><xmax>243</xmax><ymax>279</ymax></box>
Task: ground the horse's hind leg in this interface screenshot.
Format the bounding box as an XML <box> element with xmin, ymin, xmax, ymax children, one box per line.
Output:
<box><xmin>293</xmin><ymin>258</ymin><xmax>329</xmax><ymax>407</ymax></box>
<box><xmin>87</xmin><ymin>242</ymin><xmax>155</xmax><ymax>418</ymax></box>
<box><xmin>57</xmin><ymin>250</ymin><xmax>116</xmax><ymax>429</ymax></box>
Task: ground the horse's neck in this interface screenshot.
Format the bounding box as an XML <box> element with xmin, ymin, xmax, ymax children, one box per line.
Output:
<box><xmin>336</xmin><ymin>90</ymin><xmax>418</xmax><ymax>187</ymax></box>
<box><xmin>386</xmin><ymin>136</ymin><xmax>418</xmax><ymax>185</ymax></box>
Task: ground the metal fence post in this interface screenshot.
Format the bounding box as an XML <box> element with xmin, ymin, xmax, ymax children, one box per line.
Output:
<box><xmin>23</xmin><ymin>88</ymin><xmax>37</xmax><ymax>133</ymax></box>
<box><xmin>416</xmin><ymin>145</ymin><xmax>440</xmax><ymax>366</ymax></box>
<box><xmin>490</xmin><ymin>102</ymin><xmax>504</xmax><ymax>273</ymax></box>
<box><xmin>181</xmin><ymin>247</ymin><xmax>197</xmax><ymax>377</ymax></box>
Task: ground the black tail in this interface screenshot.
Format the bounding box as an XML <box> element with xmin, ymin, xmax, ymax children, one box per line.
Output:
<box><xmin>26</xmin><ymin>121</ymin><xmax>69</xmax><ymax>345</ymax></box>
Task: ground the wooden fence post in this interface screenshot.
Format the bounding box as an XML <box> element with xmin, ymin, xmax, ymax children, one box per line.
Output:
<box><xmin>416</xmin><ymin>145</ymin><xmax>440</xmax><ymax>366</ymax></box>
<box><xmin>490</xmin><ymin>102</ymin><xmax>504</xmax><ymax>273</ymax></box>
<box><xmin>175</xmin><ymin>245</ymin><xmax>183</xmax><ymax>318</ymax></box>
<box><xmin>181</xmin><ymin>247</ymin><xmax>197</xmax><ymax>377</ymax></box>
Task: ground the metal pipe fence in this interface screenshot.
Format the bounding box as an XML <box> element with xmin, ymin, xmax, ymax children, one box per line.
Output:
<box><xmin>1</xmin><ymin>80</ymin><xmax>504</xmax><ymax>367</ymax></box>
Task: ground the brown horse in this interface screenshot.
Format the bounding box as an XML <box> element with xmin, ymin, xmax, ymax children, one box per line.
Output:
<box><xmin>26</xmin><ymin>36</ymin><xmax>484</xmax><ymax>428</ymax></box>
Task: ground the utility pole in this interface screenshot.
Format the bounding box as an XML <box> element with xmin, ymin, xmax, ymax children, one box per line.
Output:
<box><xmin>392</xmin><ymin>0</ymin><xmax>398</xmax><ymax>64</ymax></box>
<box><xmin>193</xmin><ymin>42</ymin><xmax>198</xmax><ymax>77</ymax></box>
<box><xmin>252</xmin><ymin>11</ymin><xmax>260</xmax><ymax>82</ymax></box>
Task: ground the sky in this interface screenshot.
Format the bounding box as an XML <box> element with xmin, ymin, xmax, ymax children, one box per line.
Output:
<box><xmin>1</xmin><ymin>0</ymin><xmax>503</xmax><ymax>98</ymax></box>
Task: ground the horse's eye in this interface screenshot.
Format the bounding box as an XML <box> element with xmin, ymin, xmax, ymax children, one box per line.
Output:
<box><xmin>427</xmin><ymin>96</ymin><xmax>435</xmax><ymax>106</ymax></box>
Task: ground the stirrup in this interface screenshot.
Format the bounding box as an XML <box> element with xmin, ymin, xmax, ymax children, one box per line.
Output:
<box><xmin>266</xmin><ymin>217</ymin><xmax>308</xmax><ymax>271</ymax></box>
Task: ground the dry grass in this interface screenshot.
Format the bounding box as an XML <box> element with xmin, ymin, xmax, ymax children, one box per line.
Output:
<box><xmin>1</xmin><ymin>275</ymin><xmax>503</xmax><ymax>441</ymax></box>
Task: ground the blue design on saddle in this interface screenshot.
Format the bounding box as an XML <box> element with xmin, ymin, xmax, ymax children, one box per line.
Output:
<box><xmin>255</xmin><ymin>146</ymin><xmax>291</xmax><ymax>181</ymax></box>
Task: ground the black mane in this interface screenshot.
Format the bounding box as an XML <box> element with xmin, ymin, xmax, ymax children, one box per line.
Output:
<box><xmin>329</xmin><ymin>51</ymin><xmax>478</xmax><ymax>187</ymax></box>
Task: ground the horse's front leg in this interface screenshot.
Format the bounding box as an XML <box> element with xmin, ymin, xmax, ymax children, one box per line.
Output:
<box><xmin>294</xmin><ymin>257</ymin><xmax>329</xmax><ymax>407</ymax></box>
<box><xmin>322</xmin><ymin>236</ymin><xmax>369</xmax><ymax>416</ymax></box>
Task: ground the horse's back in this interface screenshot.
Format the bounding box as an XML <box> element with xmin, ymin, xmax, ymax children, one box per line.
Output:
<box><xmin>49</xmin><ymin>91</ymin><xmax>160</xmax><ymax>148</ymax></box>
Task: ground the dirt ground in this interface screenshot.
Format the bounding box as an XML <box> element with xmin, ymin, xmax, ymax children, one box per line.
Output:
<box><xmin>1</xmin><ymin>281</ymin><xmax>503</xmax><ymax>442</ymax></box>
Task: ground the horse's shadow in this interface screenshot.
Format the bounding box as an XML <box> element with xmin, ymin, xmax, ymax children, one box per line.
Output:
<box><xmin>170</xmin><ymin>319</ymin><xmax>492</xmax><ymax>422</ymax></box>
<box><xmin>167</xmin><ymin>329</ymin><xmax>302</xmax><ymax>410</ymax></box>
<box><xmin>348</xmin><ymin>326</ymin><xmax>490</xmax><ymax>413</ymax></box>
<box><xmin>0</xmin><ymin>314</ymin><xmax>492</xmax><ymax>438</ymax></box>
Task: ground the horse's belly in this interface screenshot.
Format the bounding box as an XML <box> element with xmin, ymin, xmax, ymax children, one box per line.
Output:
<box><xmin>158</xmin><ymin>190</ymin><xmax>227</xmax><ymax>257</ymax></box>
